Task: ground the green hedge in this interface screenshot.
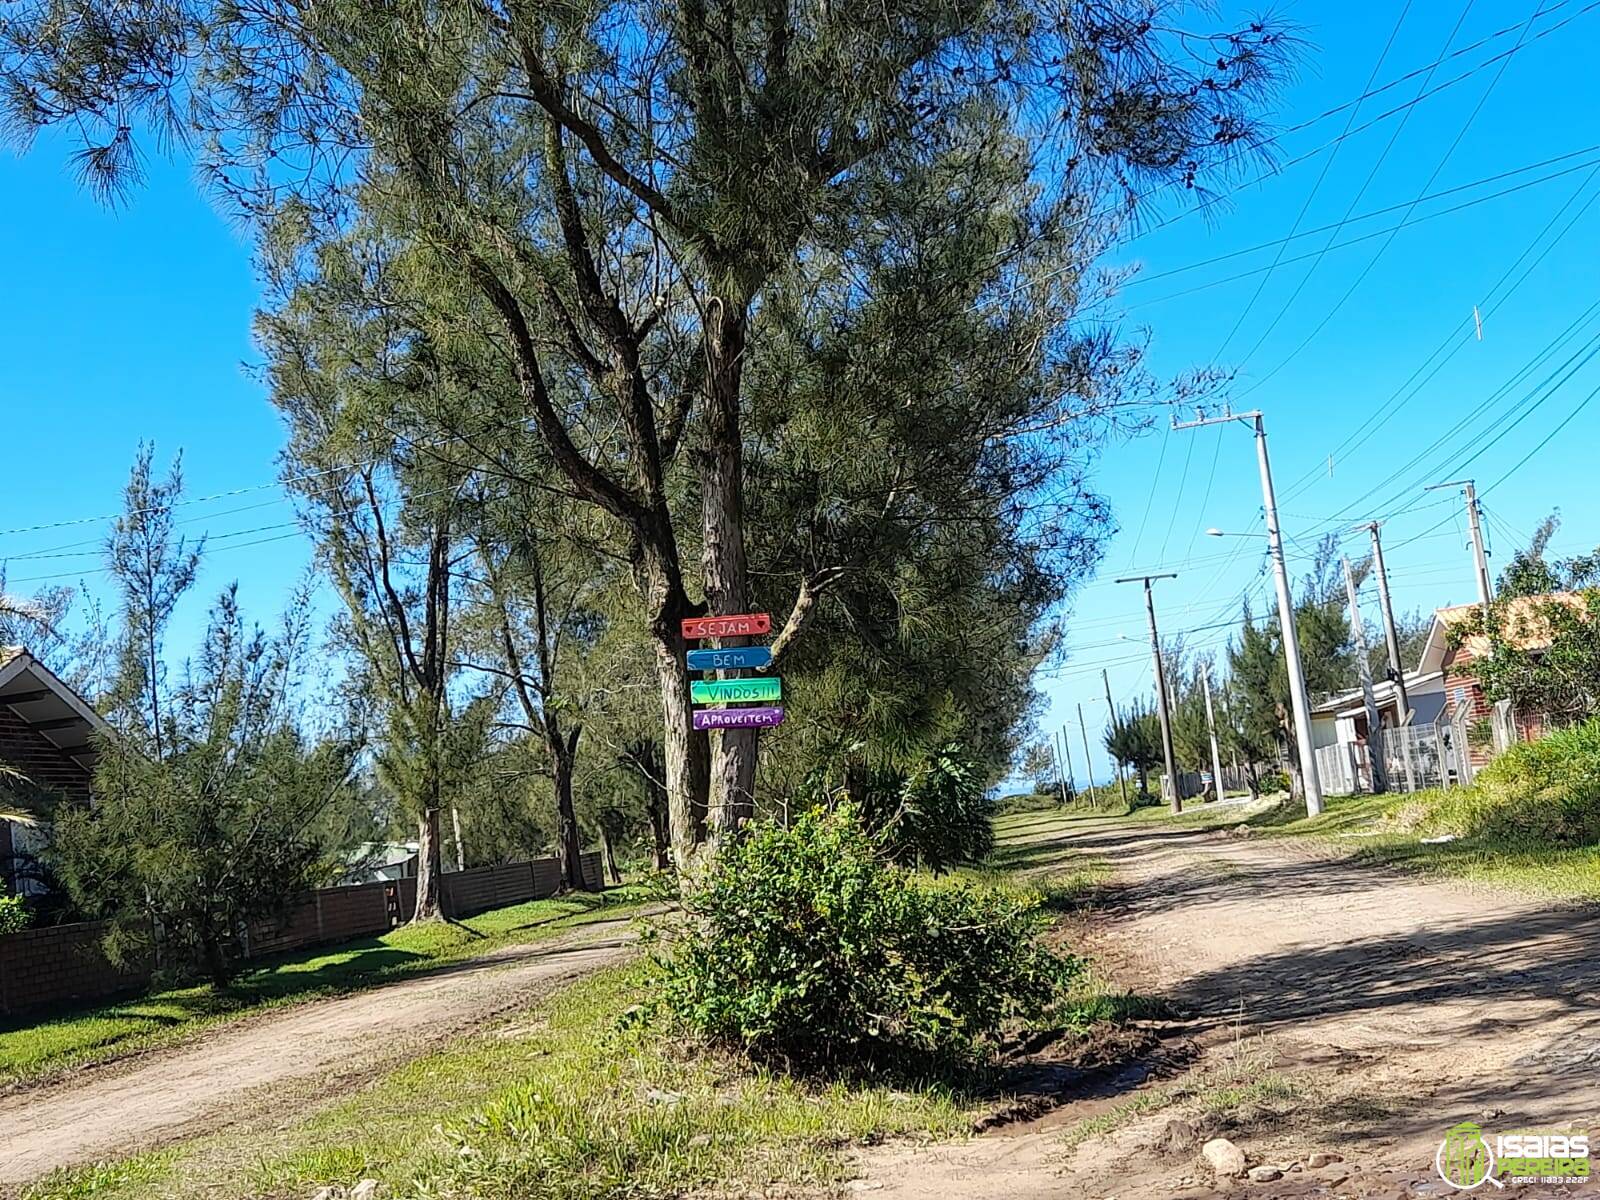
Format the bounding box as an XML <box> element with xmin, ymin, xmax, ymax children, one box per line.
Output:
<box><xmin>1402</xmin><ymin>719</ymin><xmax>1600</xmax><ymax>846</ymax></box>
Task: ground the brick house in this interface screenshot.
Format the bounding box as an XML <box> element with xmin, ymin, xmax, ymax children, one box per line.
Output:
<box><xmin>0</xmin><ymin>648</ymin><xmax>108</xmax><ymax>896</ymax></box>
<box><xmin>1415</xmin><ymin>595</ymin><xmax>1579</xmax><ymax>766</ymax></box>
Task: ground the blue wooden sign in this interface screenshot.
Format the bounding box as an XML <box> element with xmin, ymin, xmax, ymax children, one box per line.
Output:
<box><xmin>687</xmin><ymin>646</ymin><xmax>773</xmax><ymax>671</ymax></box>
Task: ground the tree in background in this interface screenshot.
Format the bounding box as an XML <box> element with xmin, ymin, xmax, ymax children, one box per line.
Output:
<box><xmin>52</xmin><ymin>587</ymin><xmax>358</xmax><ymax>987</ymax></box>
<box><xmin>1226</xmin><ymin>539</ymin><xmax>1356</xmax><ymax>802</ymax></box>
<box><xmin>1021</xmin><ymin>740</ymin><xmax>1060</xmax><ymax>797</ymax></box>
<box><xmin>103</xmin><ymin>445</ymin><xmax>203</xmax><ymax>760</ymax></box>
<box><xmin>1496</xmin><ymin>513</ymin><xmax>1565</xmax><ymax>599</ymax></box>
<box><xmin>1105</xmin><ymin>700</ymin><xmax>1163</xmax><ymax>799</ymax></box>
<box><xmin>1</xmin><ymin>0</ymin><xmax>1296</xmax><ymax>874</ymax></box>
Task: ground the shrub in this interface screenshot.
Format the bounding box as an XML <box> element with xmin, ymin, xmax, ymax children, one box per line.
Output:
<box><xmin>1256</xmin><ymin>769</ymin><xmax>1290</xmax><ymax>795</ymax></box>
<box><xmin>654</xmin><ymin>805</ymin><xmax>1078</xmax><ymax>1073</ymax></box>
<box><xmin>808</xmin><ymin>746</ymin><xmax>994</xmax><ymax>871</ymax></box>
<box><xmin>0</xmin><ymin>894</ymin><xmax>29</xmax><ymax>935</ymax></box>
<box><xmin>1411</xmin><ymin>719</ymin><xmax>1600</xmax><ymax>846</ymax></box>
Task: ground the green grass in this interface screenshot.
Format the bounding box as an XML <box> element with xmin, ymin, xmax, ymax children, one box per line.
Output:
<box><xmin>0</xmin><ymin>887</ymin><xmax>651</xmax><ymax>1091</ymax></box>
<box><xmin>1121</xmin><ymin>789</ymin><xmax>1600</xmax><ymax>900</ymax></box>
<box><xmin>22</xmin><ymin>964</ymin><xmax>975</xmax><ymax>1200</ymax></box>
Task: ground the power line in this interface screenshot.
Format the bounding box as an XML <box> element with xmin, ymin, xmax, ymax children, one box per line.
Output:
<box><xmin>1115</xmin><ymin>0</ymin><xmax>1600</xmax><ymax>248</ymax></box>
<box><xmin>1205</xmin><ymin>1</ymin><xmax>1416</xmax><ymax>363</ymax></box>
<box><xmin>1278</xmin><ymin>164</ymin><xmax>1600</xmax><ymax>503</ymax></box>
<box><xmin>1228</xmin><ymin>0</ymin><xmax>1448</xmax><ymax>377</ymax></box>
<box><xmin>1125</xmin><ymin>144</ymin><xmax>1600</xmax><ymax>289</ymax></box>
<box><xmin>1129</xmin><ymin>153</ymin><xmax>1600</xmax><ymax>310</ymax></box>
<box><xmin>1234</xmin><ymin>0</ymin><xmax>1548</xmax><ymax>401</ymax></box>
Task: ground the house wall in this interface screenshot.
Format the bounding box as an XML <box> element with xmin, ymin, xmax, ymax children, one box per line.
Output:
<box><xmin>0</xmin><ymin>707</ymin><xmax>92</xmax><ymax>806</ymax></box>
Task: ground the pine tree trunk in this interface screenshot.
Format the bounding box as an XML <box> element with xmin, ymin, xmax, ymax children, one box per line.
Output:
<box><xmin>638</xmin><ymin>742</ymin><xmax>672</xmax><ymax>870</ymax></box>
<box><xmin>201</xmin><ymin>927</ymin><xmax>232</xmax><ymax>991</ymax></box>
<box><xmin>702</xmin><ymin>301</ymin><xmax>758</xmax><ymax>833</ymax></box>
<box><xmin>551</xmin><ymin>732</ymin><xmax>593</xmax><ymax>892</ymax></box>
<box><xmin>653</xmin><ymin>630</ymin><xmax>708</xmax><ymax>867</ymax></box>
<box><xmin>413</xmin><ymin>807</ymin><xmax>444</xmax><ymax>922</ymax></box>
<box><xmin>598</xmin><ymin>822</ymin><xmax>622</xmax><ymax>885</ymax></box>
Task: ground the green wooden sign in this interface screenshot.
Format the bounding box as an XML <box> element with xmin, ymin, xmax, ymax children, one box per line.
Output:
<box><xmin>691</xmin><ymin>677</ymin><xmax>782</xmax><ymax>704</ymax></box>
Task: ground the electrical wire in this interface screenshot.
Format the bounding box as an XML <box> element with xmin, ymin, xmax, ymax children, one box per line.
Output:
<box><xmin>1277</xmin><ymin>164</ymin><xmax>1600</xmax><ymax>503</ymax></box>
<box><xmin>1125</xmin><ymin>143</ymin><xmax>1600</xmax><ymax>288</ymax></box>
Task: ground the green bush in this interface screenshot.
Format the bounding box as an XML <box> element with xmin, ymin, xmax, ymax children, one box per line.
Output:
<box><xmin>816</xmin><ymin>747</ymin><xmax>995</xmax><ymax>871</ymax></box>
<box><xmin>1412</xmin><ymin>719</ymin><xmax>1600</xmax><ymax>846</ymax></box>
<box><xmin>0</xmin><ymin>894</ymin><xmax>28</xmax><ymax>935</ymax></box>
<box><xmin>655</xmin><ymin>805</ymin><xmax>1078</xmax><ymax>1073</ymax></box>
<box><xmin>1256</xmin><ymin>769</ymin><xmax>1290</xmax><ymax>795</ymax></box>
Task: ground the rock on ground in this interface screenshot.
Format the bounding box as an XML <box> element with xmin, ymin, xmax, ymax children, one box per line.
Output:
<box><xmin>1202</xmin><ymin>1138</ymin><xmax>1247</xmax><ymax>1178</ymax></box>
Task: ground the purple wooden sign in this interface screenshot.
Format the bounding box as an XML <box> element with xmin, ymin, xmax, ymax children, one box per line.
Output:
<box><xmin>692</xmin><ymin>706</ymin><xmax>785</xmax><ymax>730</ymax></box>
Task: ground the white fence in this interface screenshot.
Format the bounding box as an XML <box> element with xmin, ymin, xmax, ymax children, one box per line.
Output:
<box><xmin>1314</xmin><ymin>720</ymin><xmax>1472</xmax><ymax>796</ymax></box>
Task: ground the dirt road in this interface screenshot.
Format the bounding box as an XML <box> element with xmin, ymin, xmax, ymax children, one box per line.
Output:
<box><xmin>861</xmin><ymin>811</ymin><xmax>1600</xmax><ymax>1199</ymax></box>
<box><xmin>0</xmin><ymin>922</ymin><xmax>637</xmax><ymax>1190</ymax></box>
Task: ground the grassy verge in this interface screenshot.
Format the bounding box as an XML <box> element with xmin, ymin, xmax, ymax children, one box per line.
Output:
<box><xmin>1123</xmin><ymin>790</ymin><xmax>1600</xmax><ymax>900</ymax></box>
<box><xmin>20</xmin><ymin>821</ymin><xmax>1169</xmax><ymax>1200</ymax></box>
<box><xmin>0</xmin><ymin>886</ymin><xmax>651</xmax><ymax>1091</ymax></box>
<box><xmin>23</xmin><ymin>960</ymin><xmax>979</xmax><ymax>1200</ymax></box>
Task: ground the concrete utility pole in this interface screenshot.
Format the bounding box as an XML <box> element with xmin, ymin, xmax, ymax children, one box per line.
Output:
<box><xmin>1059</xmin><ymin>727</ymin><xmax>1076</xmax><ymax>795</ymax></box>
<box><xmin>1050</xmin><ymin>732</ymin><xmax>1068</xmax><ymax>805</ymax></box>
<box><xmin>1366</xmin><ymin>521</ymin><xmax>1412</xmax><ymax>724</ymax></box>
<box><xmin>1077</xmin><ymin>703</ymin><xmax>1096</xmax><ymax>798</ymax></box>
<box><xmin>1342</xmin><ymin>555</ymin><xmax>1388</xmax><ymax>793</ymax></box>
<box><xmin>1116</xmin><ymin>573</ymin><xmax>1181</xmax><ymax>813</ymax></box>
<box><xmin>1176</xmin><ymin>408</ymin><xmax>1323</xmax><ymax>816</ymax></box>
<box><xmin>1103</xmin><ymin>668</ymin><xmax>1130</xmax><ymax>810</ymax></box>
<box><xmin>1428</xmin><ymin>479</ymin><xmax>1493</xmax><ymax>609</ymax></box>
<box><xmin>1200</xmin><ymin>661</ymin><xmax>1226</xmax><ymax>801</ymax></box>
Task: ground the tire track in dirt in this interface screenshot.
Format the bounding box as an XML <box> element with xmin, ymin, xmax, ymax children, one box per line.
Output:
<box><xmin>856</xmin><ymin>813</ymin><xmax>1600</xmax><ymax>1199</ymax></box>
<box><xmin>0</xmin><ymin>923</ymin><xmax>639</xmax><ymax>1190</ymax></box>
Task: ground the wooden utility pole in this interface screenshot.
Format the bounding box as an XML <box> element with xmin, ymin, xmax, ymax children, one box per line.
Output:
<box><xmin>1366</xmin><ymin>521</ymin><xmax>1412</xmax><ymax>724</ymax></box>
<box><xmin>1427</xmin><ymin>479</ymin><xmax>1493</xmax><ymax>609</ymax></box>
<box><xmin>1116</xmin><ymin>573</ymin><xmax>1181</xmax><ymax>812</ymax></box>
<box><xmin>1177</xmin><ymin>408</ymin><xmax>1323</xmax><ymax>816</ymax></box>
<box><xmin>1058</xmin><ymin>727</ymin><xmax>1076</xmax><ymax>796</ymax></box>
<box><xmin>1077</xmin><ymin>703</ymin><xmax>1096</xmax><ymax>799</ymax></box>
<box><xmin>1342</xmin><ymin>555</ymin><xmax>1388</xmax><ymax>793</ymax></box>
<box><xmin>1200</xmin><ymin>661</ymin><xmax>1226</xmax><ymax>801</ymax></box>
<box><xmin>1103</xmin><ymin>668</ymin><xmax>1130</xmax><ymax>810</ymax></box>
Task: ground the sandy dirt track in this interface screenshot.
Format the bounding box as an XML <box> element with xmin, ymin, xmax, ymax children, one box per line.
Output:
<box><xmin>0</xmin><ymin>922</ymin><xmax>636</xmax><ymax>1191</ymax></box>
<box><xmin>860</xmin><ymin>812</ymin><xmax>1600</xmax><ymax>1199</ymax></box>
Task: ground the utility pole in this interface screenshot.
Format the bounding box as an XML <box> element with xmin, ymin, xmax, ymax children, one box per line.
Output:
<box><xmin>1116</xmin><ymin>573</ymin><xmax>1181</xmax><ymax>813</ymax></box>
<box><xmin>1427</xmin><ymin>479</ymin><xmax>1493</xmax><ymax>609</ymax></box>
<box><xmin>1103</xmin><ymin>668</ymin><xmax>1130</xmax><ymax>810</ymax></box>
<box><xmin>1366</xmin><ymin>521</ymin><xmax>1412</xmax><ymax>724</ymax></box>
<box><xmin>1050</xmin><ymin>732</ymin><xmax>1068</xmax><ymax>805</ymax></box>
<box><xmin>1200</xmin><ymin>661</ymin><xmax>1226</xmax><ymax>802</ymax></box>
<box><xmin>1176</xmin><ymin>408</ymin><xmax>1323</xmax><ymax>816</ymax></box>
<box><xmin>1077</xmin><ymin>703</ymin><xmax>1096</xmax><ymax>799</ymax></box>
<box><xmin>1059</xmin><ymin>727</ymin><xmax>1076</xmax><ymax>796</ymax></box>
<box><xmin>1342</xmin><ymin>555</ymin><xmax>1387</xmax><ymax>793</ymax></box>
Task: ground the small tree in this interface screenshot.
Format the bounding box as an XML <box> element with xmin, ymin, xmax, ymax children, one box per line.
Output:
<box><xmin>1105</xmin><ymin>700</ymin><xmax>1163</xmax><ymax>799</ymax></box>
<box><xmin>51</xmin><ymin>589</ymin><xmax>358</xmax><ymax>988</ymax></box>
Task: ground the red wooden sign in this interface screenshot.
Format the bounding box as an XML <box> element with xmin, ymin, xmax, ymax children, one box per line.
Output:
<box><xmin>681</xmin><ymin>612</ymin><xmax>772</xmax><ymax>640</ymax></box>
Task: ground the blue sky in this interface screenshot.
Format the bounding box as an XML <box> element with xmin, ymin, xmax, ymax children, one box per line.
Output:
<box><xmin>1</xmin><ymin>2</ymin><xmax>1597</xmax><ymax>782</ymax></box>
